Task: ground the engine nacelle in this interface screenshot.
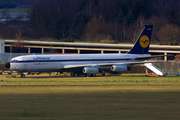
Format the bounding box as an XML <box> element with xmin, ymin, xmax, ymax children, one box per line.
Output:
<box><xmin>83</xmin><ymin>67</ymin><xmax>99</xmax><ymax>74</ymax></box>
<box><xmin>111</xmin><ymin>65</ymin><xmax>129</xmax><ymax>72</ymax></box>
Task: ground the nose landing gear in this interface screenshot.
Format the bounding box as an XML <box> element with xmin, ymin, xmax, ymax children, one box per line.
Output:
<box><xmin>21</xmin><ymin>73</ymin><xmax>25</xmax><ymax>78</ymax></box>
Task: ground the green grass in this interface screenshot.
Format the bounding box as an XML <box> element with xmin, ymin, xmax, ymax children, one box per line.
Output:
<box><xmin>0</xmin><ymin>74</ymin><xmax>180</xmax><ymax>119</ymax></box>
<box><xmin>0</xmin><ymin>86</ymin><xmax>180</xmax><ymax>120</ymax></box>
<box><xmin>0</xmin><ymin>74</ymin><xmax>180</xmax><ymax>86</ymax></box>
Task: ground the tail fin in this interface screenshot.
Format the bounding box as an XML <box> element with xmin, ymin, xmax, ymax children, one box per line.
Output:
<box><xmin>127</xmin><ymin>25</ymin><xmax>153</xmax><ymax>54</ymax></box>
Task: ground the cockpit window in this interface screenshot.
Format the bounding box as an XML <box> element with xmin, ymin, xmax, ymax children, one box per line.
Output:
<box><xmin>10</xmin><ymin>59</ymin><xmax>18</xmax><ymax>62</ymax></box>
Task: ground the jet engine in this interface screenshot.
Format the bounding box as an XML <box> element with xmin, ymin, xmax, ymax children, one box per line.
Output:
<box><xmin>111</xmin><ymin>65</ymin><xmax>130</xmax><ymax>72</ymax></box>
<box><xmin>83</xmin><ymin>67</ymin><xmax>99</xmax><ymax>74</ymax></box>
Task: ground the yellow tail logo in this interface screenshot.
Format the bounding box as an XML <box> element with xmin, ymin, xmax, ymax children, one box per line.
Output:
<box><xmin>139</xmin><ymin>35</ymin><xmax>149</xmax><ymax>48</ymax></box>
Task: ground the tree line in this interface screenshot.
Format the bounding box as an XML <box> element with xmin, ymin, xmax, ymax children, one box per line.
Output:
<box><xmin>1</xmin><ymin>0</ymin><xmax>180</xmax><ymax>45</ymax></box>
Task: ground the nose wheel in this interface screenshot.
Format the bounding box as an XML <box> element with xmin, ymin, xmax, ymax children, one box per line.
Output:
<box><xmin>21</xmin><ymin>74</ymin><xmax>25</xmax><ymax>78</ymax></box>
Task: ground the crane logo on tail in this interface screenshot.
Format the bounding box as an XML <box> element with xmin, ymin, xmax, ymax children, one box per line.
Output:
<box><xmin>139</xmin><ymin>35</ymin><xmax>150</xmax><ymax>48</ymax></box>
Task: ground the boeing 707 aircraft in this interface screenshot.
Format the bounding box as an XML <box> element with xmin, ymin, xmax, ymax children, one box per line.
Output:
<box><xmin>5</xmin><ymin>25</ymin><xmax>155</xmax><ymax>78</ymax></box>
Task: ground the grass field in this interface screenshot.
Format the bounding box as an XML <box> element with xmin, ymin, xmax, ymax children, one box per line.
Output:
<box><xmin>1</xmin><ymin>74</ymin><xmax>180</xmax><ymax>86</ymax></box>
<box><xmin>0</xmin><ymin>74</ymin><xmax>180</xmax><ymax>120</ymax></box>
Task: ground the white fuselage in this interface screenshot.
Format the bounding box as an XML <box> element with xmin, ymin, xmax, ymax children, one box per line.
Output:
<box><xmin>9</xmin><ymin>53</ymin><xmax>150</xmax><ymax>72</ymax></box>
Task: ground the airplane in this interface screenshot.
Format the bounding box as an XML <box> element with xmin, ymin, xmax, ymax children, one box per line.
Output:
<box><xmin>5</xmin><ymin>25</ymin><xmax>158</xmax><ymax>78</ymax></box>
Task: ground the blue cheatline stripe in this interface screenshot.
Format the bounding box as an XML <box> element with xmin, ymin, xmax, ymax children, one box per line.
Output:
<box><xmin>10</xmin><ymin>58</ymin><xmax>139</xmax><ymax>63</ymax></box>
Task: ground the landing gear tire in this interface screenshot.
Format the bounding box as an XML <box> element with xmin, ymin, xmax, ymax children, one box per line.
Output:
<box><xmin>88</xmin><ymin>74</ymin><xmax>96</xmax><ymax>77</ymax></box>
<box><xmin>21</xmin><ymin>74</ymin><xmax>25</xmax><ymax>78</ymax></box>
<box><xmin>71</xmin><ymin>72</ymin><xmax>76</xmax><ymax>77</ymax></box>
<box><xmin>75</xmin><ymin>73</ymin><xmax>79</xmax><ymax>77</ymax></box>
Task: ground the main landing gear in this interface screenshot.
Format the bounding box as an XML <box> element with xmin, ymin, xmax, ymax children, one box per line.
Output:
<box><xmin>70</xmin><ymin>72</ymin><xmax>96</xmax><ymax>77</ymax></box>
<box><xmin>70</xmin><ymin>72</ymin><xmax>84</xmax><ymax>77</ymax></box>
<box><xmin>70</xmin><ymin>72</ymin><xmax>106</xmax><ymax>77</ymax></box>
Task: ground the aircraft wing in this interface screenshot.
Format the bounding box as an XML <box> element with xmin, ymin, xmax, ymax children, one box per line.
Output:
<box><xmin>63</xmin><ymin>61</ymin><xmax>159</xmax><ymax>69</ymax></box>
<box><xmin>137</xmin><ymin>55</ymin><xmax>173</xmax><ymax>60</ymax></box>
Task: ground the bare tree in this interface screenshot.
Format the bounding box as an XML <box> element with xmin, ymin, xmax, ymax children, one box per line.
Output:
<box><xmin>146</xmin><ymin>16</ymin><xmax>167</xmax><ymax>43</ymax></box>
<box><xmin>154</xmin><ymin>0</ymin><xmax>172</xmax><ymax>18</ymax></box>
<box><xmin>157</xmin><ymin>23</ymin><xmax>180</xmax><ymax>44</ymax></box>
<box><xmin>12</xmin><ymin>29</ymin><xmax>27</xmax><ymax>53</ymax></box>
<box><xmin>83</xmin><ymin>14</ymin><xmax>113</xmax><ymax>42</ymax></box>
<box><xmin>174</xmin><ymin>54</ymin><xmax>180</xmax><ymax>62</ymax></box>
<box><xmin>125</xmin><ymin>14</ymin><xmax>145</xmax><ymax>43</ymax></box>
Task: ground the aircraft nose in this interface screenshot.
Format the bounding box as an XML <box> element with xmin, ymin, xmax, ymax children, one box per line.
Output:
<box><xmin>4</xmin><ymin>62</ymin><xmax>10</xmax><ymax>69</ymax></box>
